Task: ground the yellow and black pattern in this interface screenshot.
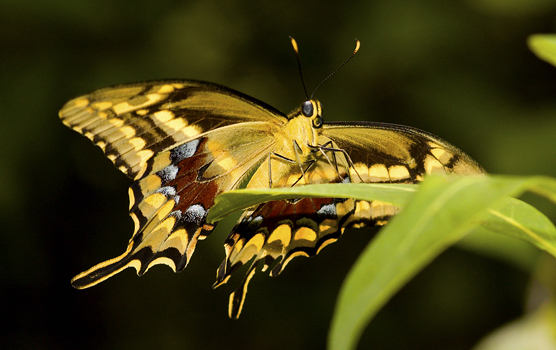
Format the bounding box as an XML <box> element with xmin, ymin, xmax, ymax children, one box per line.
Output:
<box><xmin>59</xmin><ymin>81</ymin><xmax>286</xmax><ymax>179</ymax></box>
<box><xmin>60</xmin><ymin>79</ymin><xmax>485</xmax><ymax>317</ymax></box>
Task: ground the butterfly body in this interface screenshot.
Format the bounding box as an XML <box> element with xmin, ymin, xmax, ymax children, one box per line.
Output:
<box><xmin>60</xmin><ymin>79</ymin><xmax>485</xmax><ymax>318</ymax></box>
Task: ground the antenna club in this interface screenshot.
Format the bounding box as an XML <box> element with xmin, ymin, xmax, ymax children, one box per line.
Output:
<box><xmin>354</xmin><ymin>39</ymin><xmax>361</xmax><ymax>53</ymax></box>
<box><xmin>290</xmin><ymin>37</ymin><xmax>299</xmax><ymax>53</ymax></box>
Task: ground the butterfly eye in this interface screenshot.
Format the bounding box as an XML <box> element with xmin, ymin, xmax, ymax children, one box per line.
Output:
<box><xmin>312</xmin><ymin>115</ymin><xmax>323</xmax><ymax>128</ymax></box>
<box><xmin>302</xmin><ymin>101</ymin><xmax>313</xmax><ymax>117</ymax></box>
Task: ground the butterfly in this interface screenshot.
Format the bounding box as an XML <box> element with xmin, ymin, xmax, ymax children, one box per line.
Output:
<box><xmin>59</xmin><ymin>38</ymin><xmax>485</xmax><ymax>318</ymax></box>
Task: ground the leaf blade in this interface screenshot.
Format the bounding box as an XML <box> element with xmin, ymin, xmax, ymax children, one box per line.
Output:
<box><xmin>328</xmin><ymin>176</ymin><xmax>544</xmax><ymax>350</ymax></box>
<box><xmin>207</xmin><ymin>183</ymin><xmax>416</xmax><ymax>223</ymax></box>
<box><xmin>528</xmin><ymin>34</ymin><xmax>556</xmax><ymax>67</ymax></box>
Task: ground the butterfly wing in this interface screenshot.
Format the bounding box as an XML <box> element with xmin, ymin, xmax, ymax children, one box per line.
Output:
<box><xmin>323</xmin><ymin>121</ymin><xmax>484</xmax><ymax>179</ymax></box>
<box><xmin>59</xmin><ymin>81</ymin><xmax>287</xmax><ymax>288</ymax></box>
<box><xmin>215</xmin><ymin>121</ymin><xmax>485</xmax><ymax>318</ymax></box>
<box><xmin>60</xmin><ymin>80</ymin><xmax>485</xmax><ymax>317</ymax></box>
<box><xmin>59</xmin><ymin>80</ymin><xmax>286</xmax><ymax>179</ymax></box>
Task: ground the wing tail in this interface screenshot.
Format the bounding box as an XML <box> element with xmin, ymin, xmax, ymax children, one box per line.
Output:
<box><xmin>71</xmin><ymin>244</ymin><xmax>137</xmax><ymax>289</ymax></box>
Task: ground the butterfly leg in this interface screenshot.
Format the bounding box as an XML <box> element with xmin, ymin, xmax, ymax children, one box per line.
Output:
<box><xmin>289</xmin><ymin>159</ymin><xmax>317</xmax><ymax>187</ymax></box>
<box><xmin>293</xmin><ymin>140</ymin><xmax>309</xmax><ymax>185</ymax></box>
<box><xmin>267</xmin><ymin>141</ymin><xmax>312</xmax><ymax>187</ymax></box>
<box><xmin>312</xmin><ymin>143</ymin><xmax>364</xmax><ymax>183</ymax></box>
<box><xmin>267</xmin><ymin>152</ymin><xmax>296</xmax><ymax>187</ymax></box>
<box><xmin>308</xmin><ymin>141</ymin><xmax>344</xmax><ymax>181</ymax></box>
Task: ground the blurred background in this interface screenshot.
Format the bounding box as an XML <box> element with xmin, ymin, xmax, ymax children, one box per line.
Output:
<box><xmin>2</xmin><ymin>0</ymin><xmax>556</xmax><ymax>349</ymax></box>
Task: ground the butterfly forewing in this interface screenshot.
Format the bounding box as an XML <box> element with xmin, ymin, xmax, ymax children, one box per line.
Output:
<box><xmin>323</xmin><ymin>122</ymin><xmax>484</xmax><ymax>178</ymax></box>
<box><xmin>59</xmin><ymin>81</ymin><xmax>287</xmax><ymax>180</ymax></box>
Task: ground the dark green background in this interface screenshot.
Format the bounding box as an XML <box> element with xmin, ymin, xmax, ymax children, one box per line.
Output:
<box><xmin>2</xmin><ymin>0</ymin><xmax>556</xmax><ymax>349</ymax></box>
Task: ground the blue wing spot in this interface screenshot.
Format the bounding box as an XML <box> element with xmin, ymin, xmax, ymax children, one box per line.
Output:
<box><xmin>184</xmin><ymin>204</ymin><xmax>207</xmax><ymax>225</ymax></box>
<box><xmin>157</xmin><ymin>164</ymin><xmax>179</xmax><ymax>182</ymax></box>
<box><xmin>171</xmin><ymin>138</ymin><xmax>201</xmax><ymax>163</ymax></box>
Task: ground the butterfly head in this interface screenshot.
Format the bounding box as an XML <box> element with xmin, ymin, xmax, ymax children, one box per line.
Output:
<box><xmin>301</xmin><ymin>100</ymin><xmax>323</xmax><ymax>129</ymax></box>
<box><xmin>289</xmin><ymin>37</ymin><xmax>358</xmax><ymax>131</ymax></box>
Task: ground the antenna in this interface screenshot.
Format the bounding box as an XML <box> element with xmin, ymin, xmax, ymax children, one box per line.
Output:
<box><xmin>289</xmin><ymin>37</ymin><xmax>310</xmax><ymax>100</ymax></box>
<box><xmin>289</xmin><ymin>37</ymin><xmax>361</xmax><ymax>100</ymax></box>
<box><xmin>311</xmin><ymin>39</ymin><xmax>360</xmax><ymax>99</ymax></box>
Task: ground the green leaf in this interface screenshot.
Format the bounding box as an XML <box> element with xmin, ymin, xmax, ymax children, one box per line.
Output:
<box><xmin>207</xmin><ymin>183</ymin><xmax>416</xmax><ymax>223</ymax></box>
<box><xmin>479</xmin><ymin>197</ymin><xmax>556</xmax><ymax>257</ymax></box>
<box><xmin>528</xmin><ymin>34</ymin><xmax>556</xmax><ymax>67</ymax></box>
<box><xmin>328</xmin><ymin>175</ymin><xmax>556</xmax><ymax>350</ymax></box>
<box><xmin>457</xmin><ymin>197</ymin><xmax>556</xmax><ymax>276</ymax></box>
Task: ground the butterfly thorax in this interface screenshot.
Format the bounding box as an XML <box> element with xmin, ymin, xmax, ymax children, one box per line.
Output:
<box><xmin>244</xmin><ymin>100</ymin><xmax>330</xmax><ymax>189</ymax></box>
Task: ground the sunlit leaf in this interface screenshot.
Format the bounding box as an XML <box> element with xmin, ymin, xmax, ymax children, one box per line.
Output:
<box><xmin>328</xmin><ymin>175</ymin><xmax>556</xmax><ymax>350</ymax></box>
<box><xmin>528</xmin><ymin>34</ymin><xmax>556</xmax><ymax>67</ymax></box>
<box><xmin>207</xmin><ymin>183</ymin><xmax>416</xmax><ymax>223</ymax></box>
<box><xmin>479</xmin><ymin>197</ymin><xmax>556</xmax><ymax>257</ymax></box>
